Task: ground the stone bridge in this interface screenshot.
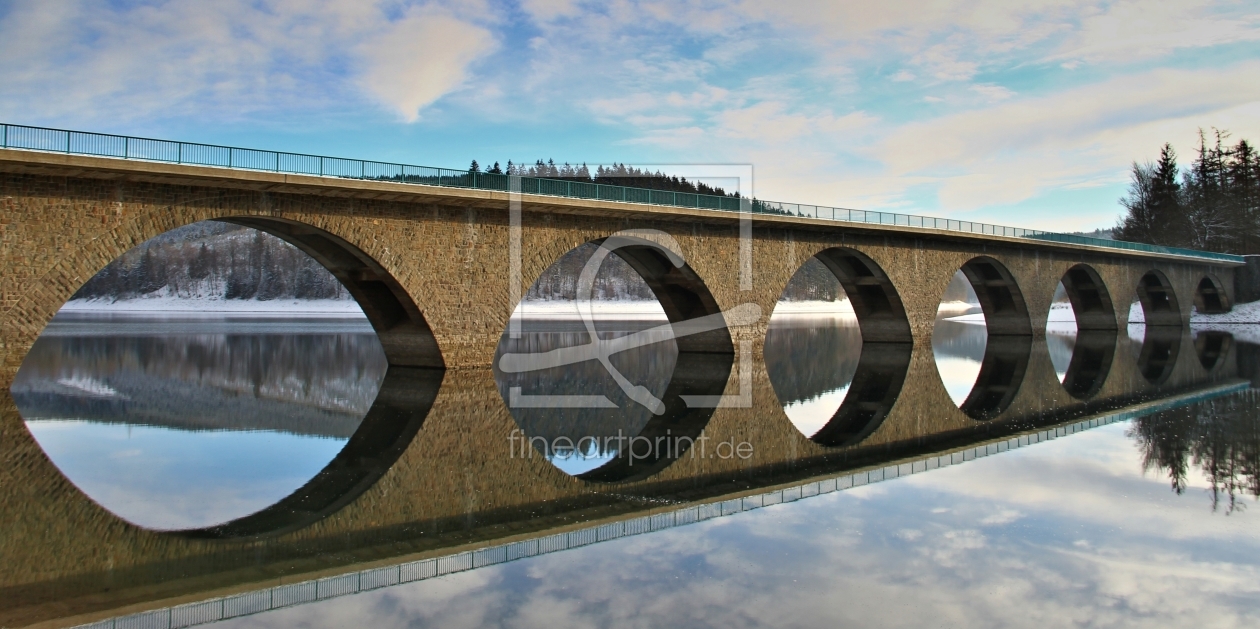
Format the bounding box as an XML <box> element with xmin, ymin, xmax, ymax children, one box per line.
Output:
<box><xmin>0</xmin><ymin>148</ymin><xmax>1251</xmax><ymax>628</ymax></box>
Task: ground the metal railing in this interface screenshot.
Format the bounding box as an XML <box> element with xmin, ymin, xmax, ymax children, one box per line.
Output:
<box><xmin>0</xmin><ymin>123</ymin><xmax>1243</xmax><ymax>264</ymax></box>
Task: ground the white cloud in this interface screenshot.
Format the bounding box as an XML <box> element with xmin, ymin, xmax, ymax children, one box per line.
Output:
<box><xmin>971</xmin><ymin>84</ymin><xmax>1015</xmax><ymax>102</ymax></box>
<box><xmin>0</xmin><ymin>0</ymin><xmax>496</xmax><ymax>124</ymax></box>
<box><xmin>1050</xmin><ymin>0</ymin><xmax>1260</xmax><ymax>65</ymax></box>
<box><xmin>519</xmin><ymin>0</ymin><xmax>586</xmax><ymax>23</ymax></box>
<box><xmin>357</xmin><ymin>8</ymin><xmax>496</xmax><ymax>122</ymax></box>
<box><xmin>877</xmin><ymin>61</ymin><xmax>1260</xmax><ymax>211</ymax></box>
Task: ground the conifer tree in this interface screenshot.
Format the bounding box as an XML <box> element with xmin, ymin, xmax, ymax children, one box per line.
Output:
<box><xmin>137</xmin><ymin>246</ymin><xmax>167</xmax><ymax>294</ymax></box>
<box><xmin>1117</xmin><ymin>143</ymin><xmax>1184</xmax><ymax>246</ymax></box>
<box><xmin>1226</xmin><ymin>139</ymin><xmax>1259</xmax><ymax>254</ymax></box>
<box><xmin>188</xmin><ymin>242</ymin><xmax>212</xmax><ymax>280</ymax></box>
<box><xmin>1183</xmin><ymin>129</ymin><xmax>1232</xmax><ymax>251</ymax></box>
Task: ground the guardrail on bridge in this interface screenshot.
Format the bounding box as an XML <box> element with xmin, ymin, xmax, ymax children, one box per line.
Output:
<box><xmin>0</xmin><ymin>123</ymin><xmax>1243</xmax><ymax>264</ymax></box>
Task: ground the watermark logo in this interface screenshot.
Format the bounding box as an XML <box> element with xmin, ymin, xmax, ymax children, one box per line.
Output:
<box><xmin>499</xmin><ymin>226</ymin><xmax>760</xmax><ymax>413</ymax></box>
<box><xmin>508</xmin><ymin>429</ymin><xmax>754</xmax><ymax>464</ymax></box>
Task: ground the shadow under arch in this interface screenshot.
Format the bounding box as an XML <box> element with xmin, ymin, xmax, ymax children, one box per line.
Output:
<box><xmin>1194</xmin><ymin>274</ymin><xmax>1232</xmax><ymax>315</ymax></box>
<box><xmin>1061</xmin><ymin>330</ymin><xmax>1119</xmax><ymax>400</ymax></box>
<box><xmin>956</xmin><ymin>256</ymin><xmax>1033</xmax><ymax>420</ymax></box>
<box><xmin>1195</xmin><ymin>331</ymin><xmax>1234</xmax><ymax>372</ymax></box>
<box><xmin>1056</xmin><ymin>264</ymin><xmax>1118</xmax><ymax>400</ymax></box>
<box><xmin>1136</xmin><ymin>270</ymin><xmax>1183</xmax><ymax>327</ymax></box>
<box><xmin>497</xmin><ymin>234</ymin><xmax>735</xmax><ymax>484</ymax></box>
<box><xmin>158</xmin><ymin>216</ymin><xmax>448</xmax><ymax>539</ymax></box>
<box><xmin>787</xmin><ymin>247</ymin><xmax>913</xmax><ymax>447</ymax></box>
<box><xmin>1136</xmin><ymin>326</ymin><xmax>1183</xmax><ymax>385</ymax></box>
<box><xmin>1060</xmin><ymin>264</ymin><xmax>1117</xmax><ymax>331</ymax></box>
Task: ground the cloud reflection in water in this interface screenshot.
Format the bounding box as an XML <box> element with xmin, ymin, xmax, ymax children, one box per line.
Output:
<box><xmin>211</xmin><ymin>401</ymin><xmax>1260</xmax><ymax>628</ymax></box>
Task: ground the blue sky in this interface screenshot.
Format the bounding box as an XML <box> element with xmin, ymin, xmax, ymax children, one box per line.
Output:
<box><xmin>2</xmin><ymin>1</ymin><xmax>1258</xmax><ymax>231</ymax></box>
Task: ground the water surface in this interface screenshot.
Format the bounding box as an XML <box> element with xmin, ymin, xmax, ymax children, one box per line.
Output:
<box><xmin>209</xmin><ymin>389</ymin><xmax>1260</xmax><ymax>628</ymax></box>
<box><xmin>11</xmin><ymin>311</ymin><xmax>386</xmax><ymax>531</ymax></box>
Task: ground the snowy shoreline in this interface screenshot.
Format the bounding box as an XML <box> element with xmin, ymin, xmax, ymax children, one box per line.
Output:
<box><xmin>59</xmin><ymin>296</ymin><xmax>366</xmax><ymax>317</ymax></box>
<box><xmin>1129</xmin><ymin>299</ymin><xmax>1260</xmax><ymax>324</ymax></box>
<box><xmin>55</xmin><ymin>296</ymin><xmax>1260</xmax><ymax>326</ymax></box>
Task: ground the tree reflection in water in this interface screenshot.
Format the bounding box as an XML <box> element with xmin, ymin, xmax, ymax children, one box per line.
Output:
<box><xmin>11</xmin><ymin>314</ymin><xmax>389</xmax><ymax>530</ymax></box>
<box><xmin>1131</xmin><ymin>387</ymin><xmax>1260</xmax><ymax>513</ymax></box>
<box><xmin>764</xmin><ymin>307</ymin><xmax>861</xmax><ymax>438</ymax></box>
<box><xmin>763</xmin><ymin>256</ymin><xmax>862</xmax><ymax>438</ymax></box>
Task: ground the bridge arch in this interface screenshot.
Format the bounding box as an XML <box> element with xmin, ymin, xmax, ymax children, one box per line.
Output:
<box><xmin>1194</xmin><ymin>331</ymin><xmax>1233</xmax><ymax>372</ymax></box>
<box><xmin>199</xmin><ymin>216</ymin><xmax>445</xmax><ymax>537</ymax></box>
<box><xmin>494</xmin><ymin>232</ymin><xmax>734</xmax><ymax>483</ymax></box>
<box><xmin>10</xmin><ymin>210</ymin><xmax>446</xmax><ymax>539</ymax></box>
<box><xmin>1134</xmin><ymin>270</ymin><xmax>1183</xmax><ymax>327</ymax></box>
<box><xmin>764</xmin><ymin>247</ymin><xmax>913</xmax><ymax>447</ymax></box>
<box><xmin>939</xmin><ymin>256</ymin><xmax>1033</xmax><ymax>420</ymax></box>
<box><xmin>1058</xmin><ymin>264</ymin><xmax>1117</xmax><ymax>331</ymax></box>
<box><xmin>1048</xmin><ymin>264</ymin><xmax>1117</xmax><ymax>400</ymax></box>
<box><xmin>1194</xmin><ymin>274</ymin><xmax>1232</xmax><ymax>315</ymax></box>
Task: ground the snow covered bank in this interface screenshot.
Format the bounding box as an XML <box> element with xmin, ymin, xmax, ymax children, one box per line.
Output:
<box><xmin>1128</xmin><ymin>299</ymin><xmax>1260</xmax><ymax>324</ymax></box>
<box><xmin>60</xmin><ymin>296</ymin><xmax>365</xmax><ymax>317</ymax></box>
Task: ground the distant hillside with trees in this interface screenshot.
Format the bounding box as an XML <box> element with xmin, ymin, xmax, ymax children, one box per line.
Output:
<box><xmin>1115</xmin><ymin>129</ymin><xmax>1259</xmax><ymax>254</ymax></box>
<box><xmin>470</xmin><ymin>159</ymin><xmax>803</xmax><ymax>217</ymax></box>
<box><xmin>71</xmin><ymin>222</ymin><xmax>351</xmax><ymax>302</ymax></box>
<box><xmin>472</xmin><ymin>159</ymin><xmax>738</xmax><ymax>198</ymax></box>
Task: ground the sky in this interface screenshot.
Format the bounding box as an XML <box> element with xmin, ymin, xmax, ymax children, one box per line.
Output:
<box><xmin>2</xmin><ymin>1</ymin><xmax>1259</xmax><ymax>232</ymax></box>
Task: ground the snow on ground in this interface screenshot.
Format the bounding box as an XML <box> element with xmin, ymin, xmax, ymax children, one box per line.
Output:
<box><xmin>60</xmin><ymin>296</ymin><xmax>365</xmax><ymax>317</ymax></box>
<box><xmin>1189</xmin><ymin>299</ymin><xmax>1260</xmax><ymax>324</ymax></box>
<box><xmin>938</xmin><ymin>300</ymin><xmax>980</xmax><ymax>315</ymax></box>
<box><xmin>1047</xmin><ymin>301</ymin><xmax>1076</xmax><ymax>321</ymax></box>
<box><xmin>1128</xmin><ymin>299</ymin><xmax>1260</xmax><ymax>324</ymax></box>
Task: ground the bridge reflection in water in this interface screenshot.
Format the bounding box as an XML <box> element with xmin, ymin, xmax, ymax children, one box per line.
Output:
<box><xmin>0</xmin><ymin>304</ymin><xmax>1255</xmax><ymax>628</ymax></box>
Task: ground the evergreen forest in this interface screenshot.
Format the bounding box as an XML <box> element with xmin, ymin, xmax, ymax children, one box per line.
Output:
<box><xmin>1115</xmin><ymin>129</ymin><xmax>1260</xmax><ymax>254</ymax></box>
<box><xmin>70</xmin><ymin>222</ymin><xmax>351</xmax><ymax>302</ymax></box>
<box><xmin>472</xmin><ymin>159</ymin><xmax>738</xmax><ymax>198</ymax></box>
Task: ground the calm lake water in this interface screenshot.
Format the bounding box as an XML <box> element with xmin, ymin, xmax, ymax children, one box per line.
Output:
<box><xmin>209</xmin><ymin>415</ymin><xmax>1260</xmax><ymax>629</ymax></box>
<box><xmin>6</xmin><ymin>303</ymin><xmax>1260</xmax><ymax>628</ymax></box>
<box><xmin>11</xmin><ymin>312</ymin><xmax>385</xmax><ymax>531</ymax></box>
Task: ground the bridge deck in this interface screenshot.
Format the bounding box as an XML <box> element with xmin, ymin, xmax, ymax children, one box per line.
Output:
<box><xmin>0</xmin><ymin>147</ymin><xmax>1242</xmax><ymax>267</ymax></box>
